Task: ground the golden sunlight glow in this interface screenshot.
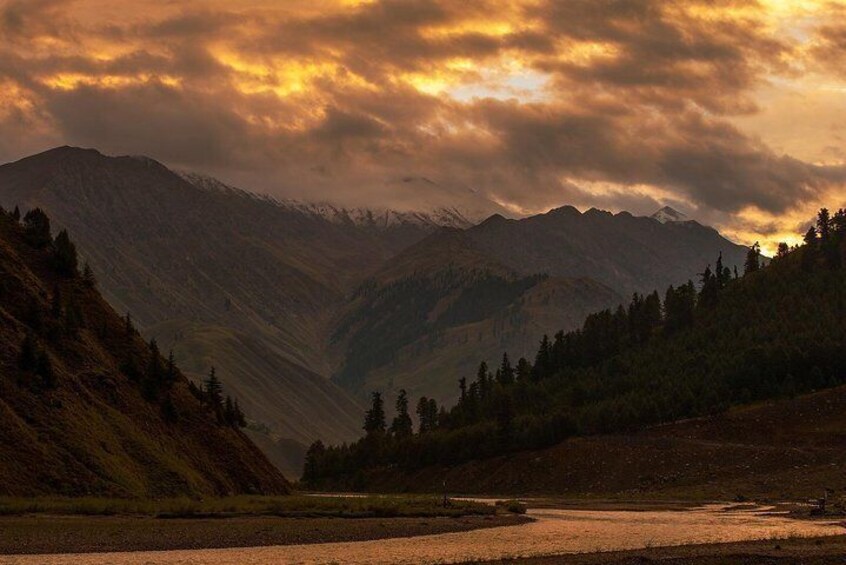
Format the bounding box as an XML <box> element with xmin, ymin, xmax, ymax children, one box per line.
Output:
<box><xmin>0</xmin><ymin>0</ymin><xmax>843</xmax><ymax>244</ymax></box>
<box><xmin>556</xmin><ymin>41</ymin><xmax>620</xmax><ymax>66</ymax></box>
<box><xmin>421</xmin><ymin>20</ymin><xmax>517</xmax><ymax>39</ymax></box>
<box><xmin>42</xmin><ymin>73</ymin><xmax>182</xmax><ymax>90</ymax></box>
<box><xmin>213</xmin><ymin>46</ymin><xmax>378</xmax><ymax>99</ymax></box>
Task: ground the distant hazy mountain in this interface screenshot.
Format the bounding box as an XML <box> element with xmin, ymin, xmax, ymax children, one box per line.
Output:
<box><xmin>0</xmin><ymin>208</ymin><xmax>287</xmax><ymax>496</ymax></box>
<box><xmin>331</xmin><ymin>228</ymin><xmax>622</xmax><ymax>402</ymax></box>
<box><xmin>465</xmin><ymin>206</ymin><xmax>748</xmax><ymax>296</ymax></box>
<box><xmin>329</xmin><ymin>205</ymin><xmax>748</xmax><ymax>402</ymax></box>
<box><xmin>0</xmin><ymin>147</ymin><xmax>751</xmax><ymax>475</ymax></box>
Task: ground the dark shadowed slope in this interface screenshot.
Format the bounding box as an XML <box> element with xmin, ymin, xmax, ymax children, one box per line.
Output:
<box><xmin>347</xmin><ymin>384</ymin><xmax>846</xmax><ymax>500</ymax></box>
<box><xmin>305</xmin><ymin>211</ymin><xmax>846</xmax><ymax>494</ymax></box>
<box><xmin>0</xmin><ymin>147</ymin><xmax>372</xmax><ymax>454</ymax></box>
<box><xmin>0</xmin><ymin>208</ymin><xmax>288</xmax><ymax>496</ymax></box>
<box><xmin>467</xmin><ymin>206</ymin><xmax>749</xmax><ymax>295</ymax></box>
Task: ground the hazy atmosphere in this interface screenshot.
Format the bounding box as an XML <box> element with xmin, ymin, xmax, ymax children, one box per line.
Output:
<box><xmin>2</xmin><ymin>2</ymin><xmax>846</xmax><ymax>563</ymax></box>
<box><xmin>2</xmin><ymin>0</ymin><xmax>846</xmax><ymax>251</ymax></box>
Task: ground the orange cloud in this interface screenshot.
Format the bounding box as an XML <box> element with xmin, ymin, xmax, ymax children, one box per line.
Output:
<box><xmin>0</xmin><ymin>0</ymin><xmax>843</xmax><ymax>247</ymax></box>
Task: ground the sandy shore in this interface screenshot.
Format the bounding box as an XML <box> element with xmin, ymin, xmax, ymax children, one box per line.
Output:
<box><xmin>0</xmin><ymin>513</ymin><xmax>527</xmax><ymax>555</ymax></box>
<box><xmin>487</xmin><ymin>534</ymin><xmax>846</xmax><ymax>564</ymax></box>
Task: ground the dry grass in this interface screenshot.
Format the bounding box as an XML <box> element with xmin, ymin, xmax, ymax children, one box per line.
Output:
<box><xmin>0</xmin><ymin>494</ymin><xmax>497</xmax><ymax>518</ymax></box>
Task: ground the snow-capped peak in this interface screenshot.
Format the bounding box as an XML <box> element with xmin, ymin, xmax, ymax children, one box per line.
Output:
<box><xmin>177</xmin><ymin>171</ymin><xmax>478</xmax><ymax>230</ymax></box>
<box><xmin>651</xmin><ymin>206</ymin><xmax>689</xmax><ymax>224</ymax></box>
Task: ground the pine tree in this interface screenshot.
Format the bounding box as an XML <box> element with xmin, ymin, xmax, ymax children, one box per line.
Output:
<box><xmin>166</xmin><ymin>350</ymin><xmax>176</xmax><ymax>383</ymax></box>
<box><xmin>516</xmin><ymin>357</ymin><xmax>532</xmax><ymax>382</ymax></box>
<box><xmin>495</xmin><ymin>395</ymin><xmax>514</xmax><ymax>441</ymax></box>
<box><xmin>532</xmin><ymin>335</ymin><xmax>552</xmax><ymax>381</ymax></box>
<box><xmin>303</xmin><ymin>440</ymin><xmax>326</xmax><ymax>484</ymax></box>
<box><xmin>11</xmin><ymin>205</ymin><xmax>20</xmax><ymax>222</ymax></box>
<box><xmin>818</xmin><ymin>208</ymin><xmax>831</xmax><ymax>244</ymax></box>
<box><xmin>476</xmin><ymin>361</ymin><xmax>491</xmax><ymax>398</ymax></box>
<box><xmin>53</xmin><ymin>229</ymin><xmax>78</xmax><ymax>276</ymax></box>
<box><xmin>363</xmin><ymin>391</ymin><xmax>386</xmax><ymax>436</ymax></box>
<box><xmin>498</xmin><ymin>353</ymin><xmax>515</xmax><ymax>386</ymax></box>
<box><xmin>390</xmin><ymin>389</ymin><xmax>413</xmax><ymax>437</ymax></box>
<box><xmin>204</xmin><ymin>367</ymin><xmax>223</xmax><ymax>412</ymax></box>
<box><xmin>776</xmin><ymin>242</ymin><xmax>790</xmax><ymax>259</ymax></box>
<box><xmin>744</xmin><ymin>242</ymin><xmax>761</xmax><ymax>274</ymax></box>
<box><xmin>416</xmin><ymin>396</ymin><xmax>435</xmax><ymax>433</ymax></box>
<box><xmin>82</xmin><ymin>262</ymin><xmax>96</xmax><ymax>288</ymax></box>
<box><xmin>803</xmin><ymin>226</ymin><xmax>818</xmax><ymax>271</ymax></box>
<box><xmin>22</xmin><ymin>208</ymin><xmax>52</xmax><ymax>248</ymax></box>
<box><xmin>715</xmin><ymin>252</ymin><xmax>729</xmax><ymax>288</ymax></box>
<box><xmin>427</xmin><ymin>398</ymin><xmax>438</xmax><ymax>430</ymax></box>
<box><xmin>699</xmin><ymin>265</ymin><xmax>719</xmax><ymax>308</ymax></box>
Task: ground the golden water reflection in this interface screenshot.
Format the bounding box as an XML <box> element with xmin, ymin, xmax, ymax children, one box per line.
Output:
<box><xmin>2</xmin><ymin>504</ymin><xmax>843</xmax><ymax>565</ymax></box>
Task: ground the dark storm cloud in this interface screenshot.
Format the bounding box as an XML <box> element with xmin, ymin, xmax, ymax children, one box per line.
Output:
<box><xmin>0</xmin><ymin>0</ymin><xmax>844</xmax><ymax>239</ymax></box>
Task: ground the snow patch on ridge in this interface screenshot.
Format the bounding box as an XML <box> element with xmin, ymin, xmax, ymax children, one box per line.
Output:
<box><xmin>178</xmin><ymin>171</ymin><xmax>477</xmax><ymax>230</ymax></box>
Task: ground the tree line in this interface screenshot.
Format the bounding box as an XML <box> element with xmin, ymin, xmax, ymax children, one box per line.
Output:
<box><xmin>303</xmin><ymin>208</ymin><xmax>846</xmax><ymax>488</ymax></box>
<box><xmin>2</xmin><ymin>205</ymin><xmax>248</xmax><ymax>430</ymax></box>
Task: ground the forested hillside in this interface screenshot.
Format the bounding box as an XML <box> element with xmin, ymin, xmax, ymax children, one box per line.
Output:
<box><xmin>0</xmin><ymin>146</ymin><xmax>373</xmax><ymax>473</ymax></box>
<box><xmin>304</xmin><ymin>208</ymin><xmax>846</xmax><ymax>489</ymax></box>
<box><xmin>0</xmin><ymin>147</ymin><xmax>758</xmax><ymax>478</ymax></box>
<box><xmin>0</xmin><ymin>206</ymin><xmax>288</xmax><ymax>496</ymax></box>
<box><xmin>331</xmin><ymin>229</ymin><xmax>620</xmax><ymax>401</ymax></box>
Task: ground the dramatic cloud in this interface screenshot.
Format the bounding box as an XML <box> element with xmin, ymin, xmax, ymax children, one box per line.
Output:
<box><xmin>0</xmin><ymin>0</ymin><xmax>844</xmax><ymax>250</ymax></box>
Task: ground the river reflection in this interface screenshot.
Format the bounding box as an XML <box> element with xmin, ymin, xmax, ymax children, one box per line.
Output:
<box><xmin>2</xmin><ymin>504</ymin><xmax>843</xmax><ymax>565</ymax></box>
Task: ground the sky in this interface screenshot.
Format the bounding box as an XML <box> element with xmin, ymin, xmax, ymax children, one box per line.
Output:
<box><xmin>1</xmin><ymin>0</ymin><xmax>845</xmax><ymax>252</ymax></box>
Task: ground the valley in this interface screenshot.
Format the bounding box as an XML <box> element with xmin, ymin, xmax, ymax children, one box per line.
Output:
<box><xmin>0</xmin><ymin>147</ymin><xmax>748</xmax><ymax>476</ymax></box>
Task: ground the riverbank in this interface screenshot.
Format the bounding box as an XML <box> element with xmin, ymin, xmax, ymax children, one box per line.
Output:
<box><xmin>0</xmin><ymin>513</ymin><xmax>528</xmax><ymax>555</ymax></box>
<box><xmin>488</xmin><ymin>534</ymin><xmax>846</xmax><ymax>564</ymax></box>
<box><xmin>3</xmin><ymin>502</ymin><xmax>841</xmax><ymax>564</ymax></box>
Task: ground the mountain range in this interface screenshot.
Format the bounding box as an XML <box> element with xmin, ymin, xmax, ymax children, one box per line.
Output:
<box><xmin>0</xmin><ymin>147</ymin><xmax>749</xmax><ymax>476</ymax></box>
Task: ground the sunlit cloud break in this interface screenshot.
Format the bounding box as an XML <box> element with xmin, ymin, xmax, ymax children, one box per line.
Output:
<box><xmin>1</xmin><ymin>0</ymin><xmax>845</xmax><ymax>250</ymax></box>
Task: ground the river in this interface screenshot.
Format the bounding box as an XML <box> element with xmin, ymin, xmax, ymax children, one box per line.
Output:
<box><xmin>1</xmin><ymin>504</ymin><xmax>842</xmax><ymax>564</ymax></box>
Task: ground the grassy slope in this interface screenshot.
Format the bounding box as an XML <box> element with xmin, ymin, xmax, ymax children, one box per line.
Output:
<box><xmin>0</xmin><ymin>212</ymin><xmax>289</xmax><ymax>497</ymax></box>
<box><xmin>363</xmin><ymin>277</ymin><xmax>621</xmax><ymax>403</ymax></box>
<box><xmin>332</xmin><ymin>229</ymin><xmax>622</xmax><ymax>401</ymax></box>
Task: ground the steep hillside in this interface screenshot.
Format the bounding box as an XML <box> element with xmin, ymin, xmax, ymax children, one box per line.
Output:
<box><xmin>466</xmin><ymin>206</ymin><xmax>749</xmax><ymax>295</ymax></box>
<box><xmin>305</xmin><ymin>209</ymin><xmax>846</xmax><ymax>493</ymax></box>
<box><xmin>331</xmin><ymin>229</ymin><xmax>621</xmax><ymax>401</ymax></box>
<box><xmin>0</xmin><ymin>147</ymin><xmax>387</xmax><ymax>454</ymax></box>
<box><xmin>0</xmin><ymin>207</ymin><xmax>288</xmax><ymax>497</ymax></box>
